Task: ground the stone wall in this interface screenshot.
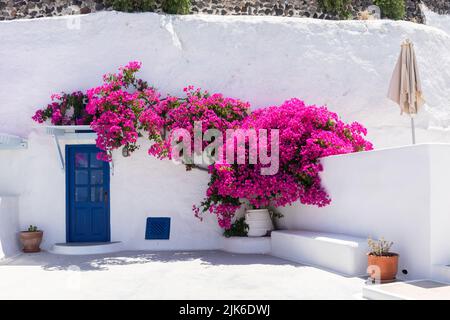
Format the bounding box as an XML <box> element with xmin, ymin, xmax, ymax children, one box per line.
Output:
<box><xmin>0</xmin><ymin>0</ymin><xmax>108</xmax><ymax>20</ymax></box>
<box><xmin>423</xmin><ymin>0</ymin><xmax>450</xmax><ymax>15</ymax></box>
<box><xmin>188</xmin><ymin>0</ymin><xmax>424</xmax><ymax>22</ymax></box>
<box><xmin>0</xmin><ymin>0</ymin><xmax>447</xmax><ymax>22</ymax></box>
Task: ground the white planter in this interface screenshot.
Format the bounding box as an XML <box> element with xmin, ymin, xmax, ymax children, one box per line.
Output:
<box><xmin>246</xmin><ymin>219</ymin><xmax>273</xmax><ymax>229</ymax></box>
<box><xmin>221</xmin><ymin>236</ymin><xmax>271</xmax><ymax>254</ymax></box>
<box><xmin>245</xmin><ymin>209</ymin><xmax>274</xmax><ymax>237</ymax></box>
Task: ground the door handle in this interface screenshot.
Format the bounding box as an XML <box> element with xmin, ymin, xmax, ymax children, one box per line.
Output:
<box><xmin>104</xmin><ymin>191</ymin><xmax>109</xmax><ymax>203</ymax></box>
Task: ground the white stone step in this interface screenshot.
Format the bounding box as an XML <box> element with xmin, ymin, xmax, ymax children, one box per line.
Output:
<box><xmin>363</xmin><ymin>280</ymin><xmax>450</xmax><ymax>300</ymax></box>
<box><xmin>221</xmin><ymin>236</ymin><xmax>271</xmax><ymax>254</ymax></box>
<box><xmin>51</xmin><ymin>241</ymin><xmax>123</xmax><ymax>255</ymax></box>
<box><xmin>271</xmin><ymin>230</ymin><xmax>368</xmax><ymax>276</ymax></box>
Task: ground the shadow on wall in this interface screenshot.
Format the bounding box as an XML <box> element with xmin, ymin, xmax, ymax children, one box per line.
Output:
<box><xmin>1</xmin><ymin>250</ymin><xmax>304</xmax><ymax>272</ymax></box>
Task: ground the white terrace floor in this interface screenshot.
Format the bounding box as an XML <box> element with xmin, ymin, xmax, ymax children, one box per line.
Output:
<box><xmin>0</xmin><ymin>250</ymin><xmax>365</xmax><ymax>299</ymax></box>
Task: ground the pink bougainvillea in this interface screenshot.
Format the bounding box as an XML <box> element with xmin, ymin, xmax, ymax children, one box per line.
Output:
<box><xmin>146</xmin><ymin>86</ymin><xmax>250</xmax><ymax>166</ymax></box>
<box><xmin>86</xmin><ymin>61</ymin><xmax>162</xmax><ymax>161</ymax></box>
<box><xmin>32</xmin><ymin>61</ymin><xmax>373</xmax><ymax>230</ymax></box>
<box><xmin>32</xmin><ymin>91</ymin><xmax>91</xmax><ymax>125</ymax></box>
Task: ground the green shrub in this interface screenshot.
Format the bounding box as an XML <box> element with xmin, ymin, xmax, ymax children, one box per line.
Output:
<box><xmin>374</xmin><ymin>0</ymin><xmax>406</xmax><ymax>20</ymax></box>
<box><xmin>319</xmin><ymin>0</ymin><xmax>352</xmax><ymax>20</ymax></box>
<box><xmin>223</xmin><ymin>217</ymin><xmax>248</xmax><ymax>238</ymax></box>
<box><xmin>28</xmin><ymin>225</ymin><xmax>38</xmax><ymax>232</ymax></box>
<box><xmin>108</xmin><ymin>0</ymin><xmax>155</xmax><ymax>12</ymax></box>
<box><xmin>162</xmin><ymin>0</ymin><xmax>191</xmax><ymax>15</ymax></box>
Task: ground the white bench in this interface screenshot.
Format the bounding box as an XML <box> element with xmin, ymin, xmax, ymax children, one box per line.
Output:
<box><xmin>271</xmin><ymin>230</ymin><xmax>368</xmax><ymax>276</ymax></box>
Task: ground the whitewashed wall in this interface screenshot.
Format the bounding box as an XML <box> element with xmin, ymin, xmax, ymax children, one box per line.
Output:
<box><xmin>110</xmin><ymin>139</ymin><xmax>221</xmax><ymax>250</ymax></box>
<box><xmin>277</xmin><ymin>144</ymin><xmax>450</xmax><ymax>279</ymax></box>
<box><xmin>2</xmin><ymin>12</ymin><xmax>450</xmax><ymax>255</ymax></box>
<box><xmin>0</xmin><ymin>134</ymin><xmax>221</xmax><ymax>253</ymax></box>
<box><xmin>1</xmin><ymin>12</ymin><xmax>450</xmax><ymax>147</ymax></box>
<box><xmin>428</xmin><ymin>145</ymin><xmax>450</xmax><ymax>269</ymax></box>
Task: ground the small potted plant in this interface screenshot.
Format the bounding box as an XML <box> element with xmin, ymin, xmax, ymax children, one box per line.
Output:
<box><xmin>19</xmin><ymin>225</ymin><xmax>43</xmax><ymax>253</ymax></box>
<box><xmin>367</xmin><ymin>237</ymin><xmax>399</xmax><ymax>282</ymax></box>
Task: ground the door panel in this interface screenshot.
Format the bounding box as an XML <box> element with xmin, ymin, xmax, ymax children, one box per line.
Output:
<box><xmin>66</xmin><ymin>145</ymin><xmax>110</xmax><ymax>242</ymax></box>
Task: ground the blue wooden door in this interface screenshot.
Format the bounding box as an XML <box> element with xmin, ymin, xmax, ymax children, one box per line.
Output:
<box><xmin>66</xmin><ymin>145</ymin><xmax>110</xmax><ymax>242</ymax></box>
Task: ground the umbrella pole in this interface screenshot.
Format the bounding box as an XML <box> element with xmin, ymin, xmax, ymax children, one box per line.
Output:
<box><xmin>411</xmin><ymin>117</ymin><xmax>416</xmax><ymax>145</ymax></box>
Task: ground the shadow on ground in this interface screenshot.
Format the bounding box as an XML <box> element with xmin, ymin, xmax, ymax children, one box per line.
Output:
<box><xmin>0</xmin><ymin>250</ymin><xmax>303</xmax><ymax>272</ymax></box>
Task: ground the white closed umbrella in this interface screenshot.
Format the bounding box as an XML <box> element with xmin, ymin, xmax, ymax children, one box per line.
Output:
<box><xmin>387</xmin><ymin>39</ymin><xmax>425</xmax><ymax>144</ymax></box>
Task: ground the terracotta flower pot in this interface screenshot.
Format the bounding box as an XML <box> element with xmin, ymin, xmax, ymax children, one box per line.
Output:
<box><xmin>367</xmin><ymin>253</ymin><xmax>399</xmax><ymax>282</ymax></box>
<box><xmin>19</xmin><ymin>231</ymin><xmax>43</xmax><ymax>253</ymax></box>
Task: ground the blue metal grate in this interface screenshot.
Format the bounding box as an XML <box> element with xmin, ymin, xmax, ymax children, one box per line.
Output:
<box><xmin>145</xmin><ymin>217</ymin><xmax>171</xmax><ymax>240</ymax></box>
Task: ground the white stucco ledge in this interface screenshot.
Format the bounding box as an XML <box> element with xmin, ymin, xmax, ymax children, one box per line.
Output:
<box><xmin>221</xmin><ymin>236</ymin><xmax>271</xmax><ymax>254</ymax></box>
<box><xmin>51</xmin><ymin>241</ymin><xmax>123</xmax><ymax>255</ymax></box>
